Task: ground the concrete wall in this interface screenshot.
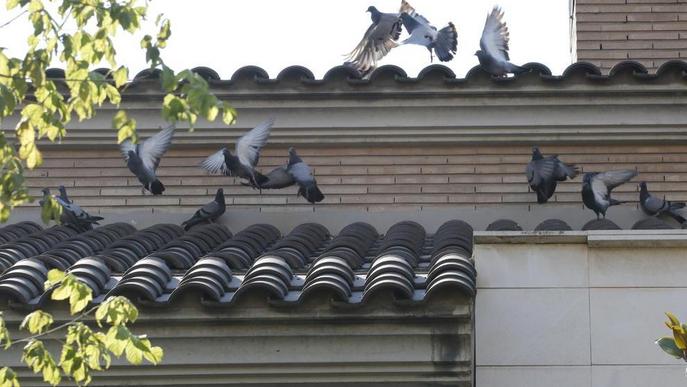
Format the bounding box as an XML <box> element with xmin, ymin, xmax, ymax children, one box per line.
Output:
<box><xmin>576</xmin><ymin>0</ymin><xmax>687</xmax><ymax>72</ymax></box>
<box><xmin>474</xmin><ymin>231</ymin><xmax>687</xmax><ymax>387</ymax></box>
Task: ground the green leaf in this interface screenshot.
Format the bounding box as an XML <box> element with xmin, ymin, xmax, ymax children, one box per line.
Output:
<box><xmin>22</xmin><ymin>339</ymin><xmax>61</xmax><ymax>385</ymax></box>
<box><xmin>20</xmin><ymin>310</ymin><xmax>53</xmax><ymax>334</ymax></box>
<box><xmin>0</xmin><ymin>312</ymin><xmax>11</xmax><ymax>350</ymax></box>
<box><xmin>161</xmin><ymin>65</ymin><xmax>176</xmax><ymax>92</ymax></box>
<box><xmin>113</xmin><ymin>110</ymin><xmax>137</xmax><ymax>144</ymax></box>
<box><xmin>0</xmin><ymin>367</ymin><xmax>20</xmax><ymax>387</ymax></box>
<box><xmin>95</xmin><ymin>296</ymin><xmax>139</xmax><ymax>327</ymax></box>
<box><xmin>656</xmin><ymin>336</ymin><xmax>684</xmax><ymax>359</ymax></box>
<box><xmin>46</xmin><ymin>269</ymin><xmax>65</xmax><ymax>285</ymax></box>
<box><xmin>112</xmin><ymin>66</ymin><xmax>128</xmax><ymax>88</ymax></box>
<box><xmin>6</xmin><ymin>0</ymin><xmax>20</xmax><ymax>10</ymax></box>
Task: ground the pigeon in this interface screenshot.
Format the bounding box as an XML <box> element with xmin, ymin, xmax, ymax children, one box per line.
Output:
<box><xmin>57</xmin><ymin>185</ymin><xmax>72</xmax><ymax>203</ymax></box>
<box><xmin>526</xmin><ymin>147</ymin><xmax>579</xmax><ymax>204</ymax></box>
<box><xmin>582</xmin><ymin>170</ymin><xmax>638</xmax><ymax>219</ymax></box>
<box><xmin>475</xmin><ymin>6</ymin><xmax>528</xmax><ymax>77</ymax></box>
<box><xmin>398</xmin><ymin>1</ymin><xmax>457</xmax><ymax>62</ymax></box>
<box><xmin>287</xmin><ymin>147</ymin><xmax>324</xmax><ymax>204</ymax></box>
<box><xmin>181</xmin><ymin>188</ymin><xmax>226</xmax><ymax>231</ymax></box>
<box><xmin>639</xmin><ymin>181</ymin><xmax>686</xmax><ymax>224</ymax></box>
<box><xmin>120</xmin><ymin>124</ymin><xmax>175</xmax><ymax>195</ymax></box>
<box><xmin>249</xmin><ymin>165</ymin><xmax>296</xmax><ymax>190</ymax></box>
<box><xmin>52</xmin><ymin>190</ymin><xmax>103</xmax><ymax>231</ymax></box>
<box><xmin>344</xmin><ymin>6</ymin><xmax>403</xmax><ymax>74</ymax></box>
<box><xmin>201</xmin><ymin>118</ymin><xmax>274</xmax><ymax>189</ymax></box>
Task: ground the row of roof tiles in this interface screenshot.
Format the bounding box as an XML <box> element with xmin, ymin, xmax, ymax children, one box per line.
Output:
<box><xmin>43</xmin><ymin>60</ymin><xmax>687</xmax><ymax>89</ymax></box>
<box><xmin>0</xmin><ymin>220</ymin><xmax>475</xmax><ymax>309</ymax></box>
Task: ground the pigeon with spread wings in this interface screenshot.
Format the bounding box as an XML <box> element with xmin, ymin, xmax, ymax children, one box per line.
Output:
<box><xmin>582</xmin><ymin>169</ymin><xmax>638</xmax><ymax>219</ymax></box>
<box><xmin>526</xmin><ymin>147</ymin><xmax>579</xmax><ymax>204</ymax></box>
<box><xmin>476</xmin><ymin>6</ymin><xmax>528</xmax><ymax>76</ymax></box>
<box><xmin>398</xmin><ymin>0</ymin><xmax>457</xmax><ymax>62</ymax></box>
<box><xmin>345</xmin><ymin>6</ymin><xmax>403</xmax><ymax>75</ymax></box>
<box><xmin>201</xmin><ymin>118</ymin><xmax>274</xmax><ymax>189</ymax></box>
<box><xmin>120</xmin><ymin>124</ymin><xmax>175</xmax><ymax>195</ymax></box>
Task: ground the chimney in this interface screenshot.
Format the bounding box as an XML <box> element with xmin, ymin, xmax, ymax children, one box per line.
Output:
<box><xmin>575</xmin><ymin>0</ymin><xmax>687</xmax><ymax>73</ymax></box>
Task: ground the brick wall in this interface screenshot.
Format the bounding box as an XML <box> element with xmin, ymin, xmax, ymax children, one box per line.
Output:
<box><xmin>23</xmin><ymin>144</ymin><xmax>687</xmax><ymax>215</ymax></box>
<box><xmin>576</xmin><ymin>0</ymin><xmax>687</xmax><ymax>72</ymax></box>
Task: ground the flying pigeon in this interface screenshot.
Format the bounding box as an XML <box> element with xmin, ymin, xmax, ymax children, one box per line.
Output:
<box><xmin>181</xmin><ymin>188</ymin><xmax>226</xmax><ymax>231</ymax></box>
<box><xmin>120</xmin><ymin>124</ymin><xmax>175</xmax><ymax>195</ymax></box>
<box><xmin>526</xmin><ymin>147</ymin><xmax>579</xmax><ymax>204</ymax></box>
<box><xmin>582</xmin><ymin>170</ymin><xmax>638</xmax><ymax>219</ymax></box>
<box><xmin>52</xmin><ymin>188</ymin><xmax>104</xmax><ymax>231</ymax></box>
<box><xmin>57</xmin><ymin>185</ymin><xmax>72</xmax><ymax>203</ymax></box>
<box><xmin>201</xmin><ymin>118</ymin><xmax>274</xmax><ymax>189</ymax></box>
<box><xmin>344</xmin><ymin>6</ymin><xmax>403</xmax><ymax>74</ymax></box>
<box><xmin>398</xmin><ymin>1</ymin><xmax>457</xmax><ymax>62</ymax></box>
<box><xmin>639</xmin><ymin>181</ymin><xmax>686</xmax><ymax>224</ymax></box>
<box><xmin>249</xmin><ymin>165</ymin><xmax>296</xmax><ymax>190</ymax></box>
<box><xmin>475</xmin><ymin>6</ymin><xmax>528</xmax><ymax>77</ymax></box>
<box><xmin>287</xmin><ymin>147</ymin><xmax>324</xmax><ymax>204</ymax></box>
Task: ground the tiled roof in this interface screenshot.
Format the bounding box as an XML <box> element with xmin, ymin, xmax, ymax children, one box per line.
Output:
<box><xmin>44</xmin><ymin>60</ymin><xmax>687</xmax><ymax>89</ymax></box>
<box><xmin>0</xmin><ymin>220</ymin><xmax>475</xmax><ymax>309</ymax></box>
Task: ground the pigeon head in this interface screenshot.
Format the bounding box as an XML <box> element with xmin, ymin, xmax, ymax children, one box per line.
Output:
<box><xmin>215</xmin><ymin>188</ymin><xmax>224</xmax><ymax>198</ymax></box>
<box><xmin>366</xmin><ymin>6</ymin><xmax>377</xmax><ymax>12</ymax></box>
<box><xmin>41</xmin><ymin>188</ymin><xmax>51</xmax><ymax>196</ymax></box>
<box><xmin>367</xmin><ymin>6</ymin><xmax>382</xmax><ymax>22</ymax></box>
<box><xmin>532</xmin><ymin>146</ymin><xmax>543</xmax><ymax>160</ymax></box>
<box><xmin>639</xmin><ymin>181</ymin><xmax>648</xmax><ymax>191</ymax></box>
<box><xmin>582</xmin><ymin>173</ymin><xmax>595</xmax><ymax>185</ymax></box>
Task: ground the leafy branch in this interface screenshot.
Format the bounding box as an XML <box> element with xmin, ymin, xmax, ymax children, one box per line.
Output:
<box><xmin>0</xmin><ymin>269</ymin><xmax>163</xmax><ymax>386</ymax></box>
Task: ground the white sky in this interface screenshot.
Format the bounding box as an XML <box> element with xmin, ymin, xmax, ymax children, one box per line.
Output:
<box><xmin>1</xmin><ymin>0</ymin><xmax>572</xmax><ymax>79</ymax></box>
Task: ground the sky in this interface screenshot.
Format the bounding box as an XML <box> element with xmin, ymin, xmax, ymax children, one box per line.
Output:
<box><xmin>1</xmin><ymin>0</ymin><xmax>572</xmax><ymax>79</ymax></box>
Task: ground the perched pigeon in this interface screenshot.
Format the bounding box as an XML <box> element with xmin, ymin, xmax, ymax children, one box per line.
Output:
<box><xmin>201</xmin><ymin>118</ymin><xmax>274</xmax><ymax>189</ymax></box>
<box><xmin>475</xmin><ymin>6</ymin><xmax>528</xmax><ymax>76</ymax></box>
<box><xmin>181</xmin><ymin>188</ymin><xmax>226</xmax><ymax>231</ymax></box>
<box><xmin>399</xmin><ymin>1</ymin><xmax>457</xmax><ymax>62</ymax></box>
<box><xmin>251</xmin><ymin>165</ymin><xmax>296</xmax><ymax>190</ymax></box>
<box><xmin>582</xmin><ymin>170</ymin><xmax>638</xmax><ymax>219</ymax></box>
<box><xmin>526</xmin><ymin>147</ymin><xmax>579</xmax><ymax>204</ymax></box>
<box><xmin>52</xmin><ymin>189</ymin><xmax>103</xmax><ymax>231</ymax></box>
<box><xmin>287</xmin><ymin>147</ymin><xmax>324</xmax><ymax>204</ymax></box>
<box><xmin>58</xmin><ymin>185</ymin><xmax>72</xmax><ymax>204</ymax></box>
<box><xmin>345</xmin><ymin>6</ymin><xmax>403</xmax><ymax>74</ymax></box>
<box><xmin>120</xmin><ymin>124</ymin><xmax>175</xmax><ymax>195</ymax></box>
<box><xmin>639</xmin><ymin>181</ymin><xmax>686</xmax><ymax>224</ymax></box>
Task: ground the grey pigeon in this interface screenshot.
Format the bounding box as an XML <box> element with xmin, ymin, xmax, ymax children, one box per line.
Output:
<box><xmin>639</xmin><ymin>181</ymin><xmax>686</xmax><ymax>224</ymax></box>
<box><xmin>475</xmin><ymin>6</ymin><xmax>528</xmax><ymax>77</ymax></box>
<box><xmin>526</xmin><ymin>147</ymin><xmax>579</xmax><ymax>204</ymax></box>
<box><xmin>120</xmin><ymin>124</ymin><xmax>175</xmax><ymax>195</ymax></box>
<box><xmin>52</xmin><ymin>188</ymin><xmax>103</xmax><ymax>231</ymax></box>
<box><xmin>399</xmin><ymin>0</ymin><xmax>457</xmax><ymax>62</ymax></box>
<box><xmin>252</xmin><ymin>165</ymin><xmax>296</xmax><ymax>190</ymax></box>
<box><xmin>57</xmin><ymin>185</ymin><xmax>72</xmax><ymax>203</ymax></box>
<box><xmin>287</xmin><ymin>147</ymin><xmax>324</xmax><ymax>204</ymax></box>
<box><xmin>181</xmin><ymin>188</ymin><xmax>226</xmax><ymax>230</ymax></box>
<box><xmin>201</xmin><ymin>118</ymin><xmax>274</xmax><ymax>189</ymax></box>
<box><xmin>345</xmin><ymin>6</ymin><xmax>403</xmax><ymax>74</ymax></box>
<box><xmin>582</xmin><ymin>170</ymin><xmax>638</xmax><ymax>219</ymax></box>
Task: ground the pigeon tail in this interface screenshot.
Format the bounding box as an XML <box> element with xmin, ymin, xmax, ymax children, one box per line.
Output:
<box><xmin>253</xmin><ymin>171</ymin><xmax>269</xmax><ymax>187</ymax></box>
<box><xmin>669</xmin><ymin>202</ymin><xmax>686</xmax><ymax>211</ymax></box>
<box><xmin>300</xmin><ymin>183</ymin><xmax>325</xmax><ymax>204</ymax></box>
<box><xmin>150</xmin><ymin>180</ymin><xmax>165</xmax><ymax>195</ymax></box>
<box><xmin>667</xmin><ymin>211</ymin><xmax>687</xmax><ymax>224</ymax></box>
<box><xmin>609</xmin><ymin>198</ymin><xmax>629</xmax><ymax>206</ymax></box>
<box><xmin>181</xmin><ymin>216</ymin><xmax>203</xmax><ymax>231</ymax></box>
<box><xmin>510</xmin><ymin>63</ymin><xmax>530</xmax><ymax>75</ymax></box>
<box><xmin>434</xmin><ymin>22</ymin><xmax>458</xmax><ymax>62</ymax></box>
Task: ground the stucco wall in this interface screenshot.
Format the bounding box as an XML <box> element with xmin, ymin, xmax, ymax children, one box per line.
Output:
<box><xmin>474</xmin><ymin>231</ymin><xmax>687</xmax><ymax>387</ymax></box>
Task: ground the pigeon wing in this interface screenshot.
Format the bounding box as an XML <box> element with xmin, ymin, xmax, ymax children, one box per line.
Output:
<box><xmin>119</xmin><ymin>140</ymin><xmax>136</xmax><ymax>161</ymax></box>
<box><xmin>201</xmin><ymin>148</ymin><xmax>229</xmax><ymax>175</ymax></box>
<box><xmin>236</xmin><ymin>118</ymin><xmax>274</xmax><ymax>168</ymax></box>
<box><xmin>399</xmin><ymin>0</ymin><xmax>430</xmax><ymax>25</ymax></box>
<box><xmin>260</xmin><ymin>166</ymin><xmax>296</xmax><ymax>189</ymax></box>
<box><xmin>139</xmin><ymin>124</ymin><xmax>175</xmax><ymax>171</ymax></box>
<box><xmin>480</xmin><ymin>6</ymin><xmax>510</xmax><ymax>61</ymax></box>
<box><xmin>345</xmin><ymin>14</ymin><xmax>401</xmax><ymax>73</ymax></box>
<box><xmin>643</xmin><ymin>194</ymin><xmax>666</xmax><ymax>214</ymax></box>
<box><xmin>595</xmin><ymin>169</ymin><xmax>638</xmax><ymax>191</ymax></box>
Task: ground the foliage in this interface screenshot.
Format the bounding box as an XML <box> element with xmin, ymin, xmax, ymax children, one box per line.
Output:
<box><xmin>0</xmin><ymin>0</ymin><xmax>237</xmax><ymax>222</ymax></box>
<box><xmin>656</xmin><ymin>312</ymin><xmax>687</xmax><ymax>362</ymax></box>
<box><xmin>0</xmin><ymin>269</ymin><xmax>162</xmax><ymax>386</ymax></box>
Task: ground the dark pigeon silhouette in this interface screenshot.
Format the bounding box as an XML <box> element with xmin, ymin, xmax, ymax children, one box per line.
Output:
<box><xmin>120</xmin><ymin>124</ymin><xmax>175</xmax><ymax>195</ymax></box>
<box><xmin>345</xmin><ymin>5</ymin><xmax>403</xmax><ymax>74</ymax></box>
<box><xmin>639</xmin><ymin>181</ymin><xmax>686</xmax><ymax>224</ymax></box>
<box><xmin>475</xmin><ymin>6</ymin><xmax>528</xmax><ymax>77</ymax></box>
<box><xmin>202</xmin><ymin>118</ymin><xmax>274</xmax><ymax>189</ymax></box>
<box><xmin>254</xmin><ymin>165</ymin><xmax>296</xmax><ymax>190</ymax></box>
<box><xmin>526</xmin><ymin>147</ymin><xmax>579</xmax><ymax>204</ymax></box>
<box><xmin>58</xmin><ymin>185</ymin><xmax>72</xmax><ymax>203</ymax></box>
<box><xmin>399</xmin><ymin>0</ymin><xmax>457</xmax><ymax>62</ymax></box>
<box><xmin>181</xmin><ymin>188</ymin><xmax>226</xmax><ymax>231</ymax></box>
<box><xmin>287</xmin><ymin>147</ymin><xmax>324</xmax><ymax>204</ymax></box>
<box><xmin>582</xmin><ymin>169</ymin><xmax>638</xmax><ymax>219</ymax></box>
